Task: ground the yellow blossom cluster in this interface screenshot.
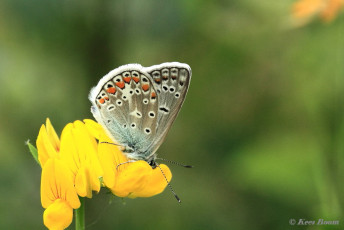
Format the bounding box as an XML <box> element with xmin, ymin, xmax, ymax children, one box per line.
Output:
<box><xmin>36</xmin><ymin>118</ymin><xmax>171</xmax><ymax>230</ymax></box>
<box><xmin>292</xmin><ymin>0</ymin><xmax>344</xmax><ymax>25</ymax></box>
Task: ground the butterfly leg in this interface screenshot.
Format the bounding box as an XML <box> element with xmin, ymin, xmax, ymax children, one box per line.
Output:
<box><xmin>116</xmin><ymin>160</ymin><xmax>136</xmax><ymax>170</ymax></box>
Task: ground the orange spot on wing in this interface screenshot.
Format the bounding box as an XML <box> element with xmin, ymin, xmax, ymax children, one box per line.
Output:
<box><xmin>151</xmin><ymin>92</ymin><xmax>156</xmax><ymax>99</ymax></box>
<box><xmin>123</xmin><ymin>77</ymin><xmax>131</xmax><ymax>83</ymax></box>
<box><xmin>107</xmin><ymin>87</ymin><xmax>116</xmax><ymax>94</ymax></box>
<box><xmin>104</xmin><ymin>97</ymin><xmax>109</xmax><ymax>101</ymax></box>
<box><xmin>171</xmin><ymin>76</ymin><xmax>177</xmax><ymax>80</ymax></box>
<box><xmin>116</xmin><ymin>82</ymin><xmax>125</xmax><ymax>89</ymax></box>
<box><xmin>142</xmin><ymin>84</ymin><xmax>150</xmax><ymax>91</ymax></box>
<box><xmin>99</xmin><ymin>98</ymin><xmax>105</xmax><ymax>104</ymax></box>
<box><xmin>162</xmin><ymin>76</ymin><xmax>168</xmax><ymax>80</ymax></box>
<box><xmin>154</xmin><ymin>79</ymin><xmax>161</xmax><ymax>83</ymax></box>
<box><xmin>132</xmin><ymin>77</ymin><xmax>140</xmax><ymax>83</ymax></box>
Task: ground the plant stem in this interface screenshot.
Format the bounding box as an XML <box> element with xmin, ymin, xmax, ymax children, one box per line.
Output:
<box><xmin>75</xmin><ymin>197</ymin><xmax>85</xmax><ymax>230</ymax></box>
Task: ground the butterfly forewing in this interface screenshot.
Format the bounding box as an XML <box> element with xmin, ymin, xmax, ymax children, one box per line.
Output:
<box><xmin>144</xmin><ymin>63</ymin><xmax>191</xmax><ymax>154</ymax></box>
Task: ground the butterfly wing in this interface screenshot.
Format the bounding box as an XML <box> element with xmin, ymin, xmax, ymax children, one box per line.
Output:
<box><xmin>89</xmin><ymin>64</ymin><xmax>159</xmax><ymax>159</ymax></box>
<box><xmin>144</xmin><ymin>62</ymin><xmax>192</xmax><ymax>154</ymax></box>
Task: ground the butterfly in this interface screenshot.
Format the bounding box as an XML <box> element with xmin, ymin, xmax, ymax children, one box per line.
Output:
<box><xmin>89</xmin><ymin>62</ymin><xmax>191</xmax><ymax>168</ymax></box>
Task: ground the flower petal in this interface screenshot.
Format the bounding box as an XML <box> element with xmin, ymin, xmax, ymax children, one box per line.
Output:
<box><xmin>59</xmin><ymin>124</ymin><xmax>80</xmax><ymax>175</ymax></box>
<box><xmin>292</xmin><ymin>0</ymin><xmax>324</xmax><ymax>19</ymax></box>
<box><xmin>130</xmin><ymin>164</ymin><xmax>172</xmax><ymax>198</ymax></box>
<box><xmin>321</xmin><ymin>0</ymin><xmax>344</xmax><ymax>22</ymax></box>
<box><xmin>83</xmin><ymin>119</ymin><xmax>105</xmax><ymax>140</ymax></box>
<box><xmin>41</xmin><ymin>158</ymin><xmax>80</xmax><ymax>209</ymax></box>
<box><xmin>59</xmin><ymin>121</ymin><xmax>102</xmax><ymax>197</ymax></box>
<box><xmin>37</xmin><ymin>124</ymin><xmax>59</xmax><ymax>167</ymax></box>
<box><xmin>97</xmin><ymin>131</ymin><xmax>128</xmax><ymax>188</ymax></box>
<box><xmin>73</xmin><ymin>121</ymin><xmax>103</xmax><ymax>178</ymax></box>
<box><xmin>75</xmin><ymin>165</ymin><xmax>92</xmax><ymax>198</ymax></box>
<box><xmin>111</xmin><ymin>161</ymin><xmax>151</xmax><ymax>197</ymax></box>
<box><xmin>45</xmin><ymin>118</ymin><xmax>60</xmax><ymax>152</ymax></box>
<box><xmin>43</xmin><ymin>199</ymin><xmax>73</xmax><ymax>230</ymax></box>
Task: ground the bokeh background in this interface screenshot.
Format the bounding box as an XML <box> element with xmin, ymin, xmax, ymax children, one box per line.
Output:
<box><xmin>1</xmin><ymin>0</ymin><xmax>344</xmax><ymax>229</ymax></box>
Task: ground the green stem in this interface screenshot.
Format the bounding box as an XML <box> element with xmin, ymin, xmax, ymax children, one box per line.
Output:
<box><xmin>75</xmin><ymin>197</ymin><xmax>85</xmax><ymax>230</ymax></box>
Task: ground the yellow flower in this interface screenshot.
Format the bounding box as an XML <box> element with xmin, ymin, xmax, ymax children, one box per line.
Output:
<box><xmin>34</xmin><ymin>118</ymin><xmax>173</xmax><ymax>229</ymax></box>
<box><xmin>41</xmin><ymin>158</ymin><xmax>80</xmax><ymax>230</ymax></box>
<box><xmin>321</xmin><ymin>0</ymin><xmax>344</xmax><ymax>21</ymax></box>
<box><xmin>292</xmin><ymin>0</ymin><xmax>344</xmax><ymax>26</ymax></box>
<box><xmin>84</xmin><ymin>119</ymin><xmax>172</xmax><ymax>198</ymax></box>
<box><xmin>36</xmin><ymin>119</ymin><xmax>105</xmax><ymax>229</ymax></box>
<box><xmin>36</xmin><ymin>119</ymin><xmax>103</xmax><ymax>198</ymax></box>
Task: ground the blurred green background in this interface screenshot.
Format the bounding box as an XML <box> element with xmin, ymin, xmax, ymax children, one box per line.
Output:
<box><xmin>1</xmin><ymin>0</ymin><xmax>344</xmax><ymax>229</ymax></box>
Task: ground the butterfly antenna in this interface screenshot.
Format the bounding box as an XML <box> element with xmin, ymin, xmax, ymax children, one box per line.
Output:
<box><xmin>156</xmin><ymin>157</ymin><xmax>193</xmax><ymax>168</ymax></box>
<box><xmin>156</xmin><ymin>163</ymin><xmax>181</xmax><ymax>203</ymax></box>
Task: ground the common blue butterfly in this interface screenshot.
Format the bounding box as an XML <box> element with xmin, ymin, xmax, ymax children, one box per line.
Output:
<box><xmin>89</xmin><ymin>62</ymin><xmax>191</xmax><ymax>168</ymax></box>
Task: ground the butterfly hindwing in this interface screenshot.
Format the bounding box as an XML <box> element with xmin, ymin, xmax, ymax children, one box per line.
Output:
<box><xmin>89</xmin><ymin>64</ymin><xmax>159</xmax><ymax>156</ymax></box>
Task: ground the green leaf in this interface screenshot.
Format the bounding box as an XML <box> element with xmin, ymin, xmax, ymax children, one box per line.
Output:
<box><xmin>26</xmin><ymin>140</ymin><xmax>40</xmax><ymax>166</ymax></box>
